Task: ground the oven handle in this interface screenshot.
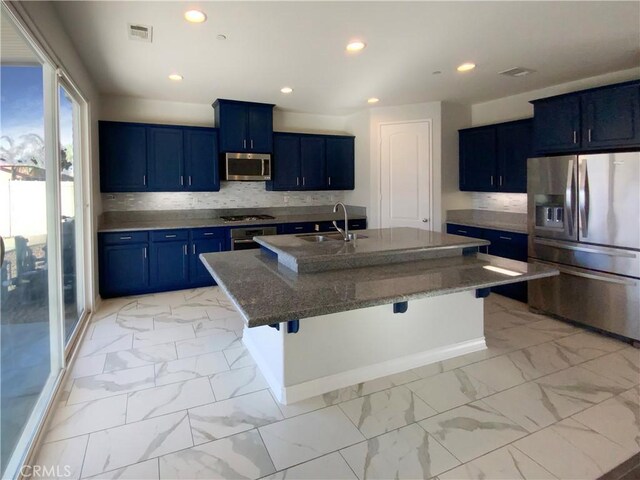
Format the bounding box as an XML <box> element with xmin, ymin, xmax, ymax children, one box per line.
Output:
<box><xmin>233</xmin><ymin>239</ymin><xmax>257</xmax><ymax>244</ymax></box>
<box><xmin>533</xmin><ymin>238</ymin><xmax>637</xmax><ymax>258</ymax></box>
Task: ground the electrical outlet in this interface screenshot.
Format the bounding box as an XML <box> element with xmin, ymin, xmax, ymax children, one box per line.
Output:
<box><xmin>283</xmin><ymin>195</ymin><xmax>290</xmax><ymax>204</ymax></box>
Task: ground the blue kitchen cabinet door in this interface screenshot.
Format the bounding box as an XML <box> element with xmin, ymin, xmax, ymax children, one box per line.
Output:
<box><xmin>148</xmin><ymin>126</ymin><xmax>184</xmax><ymax>191</ymax></box>
<box><xmin>248</xmin><ymin>105</ymin><xmax>274</xmax><ymax>153</ymax></box>
<box><xmin>100</xmin><ymin>244</ymin><xmax>149</xmax><ymax>297</ymax></box>
<box><xmin>280</xmin><ymin>222</ymin><xmax>316</xmax><ymax>234</ymax></box>
<box><xmin>532</xmin><ymin>96</ymin><xmax>581</xmax><ymax>154</ymax></box>
<box><xmin>99</xmin><ymin>122</ymin><xmax>148</xmax><ymax>192</ymax></box>
<box><xmin>459</xmin><ymin>127</ymin><xmax>497</xmax><ymax>191</ymax></box>
<box><xmin>326</xmin><ymin>137</ymin><xmax>355</xmax><ymax>190</ymax></box>
<box><xmin>218</xmin><ymin>102</ymin><xmax>248</xmax><ymax>152</ymax></box>
<box><xmin>149</xmin><ymin>240</ymin><xmax>189</xmax><ymax>290</ymax></box>
<box><xmin>190</xmin><ymin>238</ymin><xmax>224</xmax><ymax>286</ymax></box>
<box><xmin>300</xmin><ymin>136</ymin><xmax>326</xmax><ymax>189</ymax></box>
<box><xmin>269</xmin><ymin>134</ymin><xmax>301</xmax><ymax>190</ymax></box>
<box><xmin>185</xmin><ymin>128</ymin><xmax>219</xmax><ymax>191</ymax></box>
<box><xmin>582</xmin><ymin>83</ymin><xmax>640</xmax><ymax>149</ymax></box>
<box><xmin>497</xmin><ymin>120</ymin><xmax>531</xmax><ymax>193</ymax></box>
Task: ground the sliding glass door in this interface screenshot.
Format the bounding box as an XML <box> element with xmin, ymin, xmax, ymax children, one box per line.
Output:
<box><xmin>1</xmin><ymin>5</ymin><xmax>88</xmax><ymax>477</ymax></box>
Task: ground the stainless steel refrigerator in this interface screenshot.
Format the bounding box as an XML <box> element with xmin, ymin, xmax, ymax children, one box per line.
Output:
<box><xmin>527</xmin><ymin>152</ymin><xmax>640</xmax><ymax>342</ymax></box>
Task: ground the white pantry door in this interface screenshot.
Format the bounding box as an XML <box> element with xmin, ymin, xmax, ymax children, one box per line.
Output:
<box><xmin>379</xmin><ymin>121</ymin><xmax>432</xmax><ymax>229</ymax></box>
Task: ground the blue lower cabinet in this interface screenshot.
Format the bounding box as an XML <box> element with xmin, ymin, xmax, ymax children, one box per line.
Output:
<box><xmin>100</xmin><ymin>243</ymin><xmax>149</xmax><ymax>298</ymax></box>
<box><xmin>191</xmin><ymin>237</ymin><xmax>224</xmax><ymax>286</ymax></box>
<box><xmin>446</xmin><ymin>223</ymin><xmax>528</xmax><ymax>302</ymax></box>
<box><xmin>149</xmin><ymin>239</ymin><xmax>189</xmax><ymax>290</ymax></box>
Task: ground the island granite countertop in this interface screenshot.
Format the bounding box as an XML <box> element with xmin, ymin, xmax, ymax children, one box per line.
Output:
<box><xmin>255</xmin><ymin>227</ymin><xmax>490</xmax><ymax>272</ymax></box>
<box><xmin>200</xmin><ymin>249</ymin><xmax>558</xmax><ymax>327</ymax></box>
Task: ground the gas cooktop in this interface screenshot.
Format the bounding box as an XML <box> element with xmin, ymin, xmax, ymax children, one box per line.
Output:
<box><xmin>220</xmin><ymin>214</ymin><xmax>276</xmax><ymax>223</ymax></box>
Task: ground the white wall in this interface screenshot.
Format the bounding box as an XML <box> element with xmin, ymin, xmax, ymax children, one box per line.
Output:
<box><xmin>471</xmin><ymin>67</ymin><xmax>640</xmax><ymax>126</ymax></box>
<box><xmin>100</xmin><ymin>95</ymin><xmax>349</xmax><ymax>134</ymax></box>
<box><xmin>343</xmin><ymin>109</ymin><xmax>371</xmax><ymax>210</ymax></box>
<box><xmin>12</xmin><ymin>1</ymin><xmax>102</xmax><ymax>305</ymax></box>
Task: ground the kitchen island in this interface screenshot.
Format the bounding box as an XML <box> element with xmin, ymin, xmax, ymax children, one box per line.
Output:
<box><xmin>201</xmin><ymin>227</ymin><xmax>558</xmax><ymax>404</ymax></box>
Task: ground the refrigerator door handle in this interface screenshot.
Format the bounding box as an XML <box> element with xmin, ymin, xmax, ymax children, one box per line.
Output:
<box><xmin>533</xmin><ymin>238</ymin><xmax>638</xmax><ymax>258</ymax></box>
<box><xmin>579</xmin><ymin>158</ymin><xmax>589</xmax><ymax>238</ymax></box>
<box><xmin>565</xmin><ymin>159</ymin><xmax>575</xmax><ymax>237</ymax></box>
<box><xmin>537</xmin><ymin>260</ymin><xmax>637</xmax><ymax>287</ymax></box>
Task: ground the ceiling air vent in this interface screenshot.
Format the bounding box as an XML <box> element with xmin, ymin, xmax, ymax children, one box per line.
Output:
<box><xmin>499</xmin><ymin>67</ymin><xmax>535</xmax><ymax>78</ymax></box>
<box><xmin>128</xmin><ymin>24</ymin><xmax>153</xmax><ymax>43</ymax></box>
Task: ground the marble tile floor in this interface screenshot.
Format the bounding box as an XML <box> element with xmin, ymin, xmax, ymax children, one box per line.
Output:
<box><xmin>31</xmin><ymin>287</ymin><xmax>639</xmax><ymax>479</ymax></box>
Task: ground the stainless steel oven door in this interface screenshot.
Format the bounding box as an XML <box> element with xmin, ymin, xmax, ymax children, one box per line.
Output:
<box><xmin>529</xmin><ymin>259</ymin><xmax>640</xmax><ymax>341</ymax></box>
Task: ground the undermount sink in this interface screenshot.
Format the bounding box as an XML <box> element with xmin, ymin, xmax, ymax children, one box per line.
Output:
<box><xmin>297</xmin><ymin>232</ymin><xmax>368</xmax><ymax>242</ymax></box>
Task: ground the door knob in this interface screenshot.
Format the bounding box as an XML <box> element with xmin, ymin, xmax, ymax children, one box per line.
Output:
<box><xmin>422</xmin><ymin>218</ymin><xmax>429</xmax><ymax>223</ymax></box>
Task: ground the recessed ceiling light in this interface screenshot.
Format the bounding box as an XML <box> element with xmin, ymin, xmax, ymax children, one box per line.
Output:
<box><xmin>216</xmin><ymin>34</ymin><xmax>227</xmax><ymax>41</ymax></box>
<box><xmin>184</xmin><ymin>10</ymin><xmax>207</xmax><ymax>23</ymax></box>
<box><xmin>168</xmin><ymin>74</ymin><xmax>183</xmax><ymax>81</ymax></box>
<box><xmin>280</xmin><ymin>87</ymin><xmax>293</xmax><ymax>94</ymax></box>
<box><xmin>457</xmin><ymin>62</ymin><xmax>476</xmax><ymax>72</ymax></box>
<box><xmin>367</xmin><ymin>97</ymin><xmax>379</xmax><ymax>104</ymax></box>
<box><xmin>346</xmin><ymin>41</ymin><xmax>366</xmax><ymax>52</ymax></box>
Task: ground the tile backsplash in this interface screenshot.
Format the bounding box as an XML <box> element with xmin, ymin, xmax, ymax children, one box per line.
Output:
<box><xmin>102</xmin><ymin>181</ymin><xmax>345</xmax><ymax>211</ymax></box>
<box><xmin>470</xmin><ymin>192</ymin><xmax>527</xmax><ymax>213</ymax></box>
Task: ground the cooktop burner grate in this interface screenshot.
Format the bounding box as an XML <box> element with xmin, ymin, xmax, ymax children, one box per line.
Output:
<box><xmin>220</xmin><ymin>214</ymin><xmax>276</xmax><ymax>222</ymax></box>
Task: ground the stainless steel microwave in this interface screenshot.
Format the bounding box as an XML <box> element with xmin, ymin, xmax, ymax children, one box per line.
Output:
<box><xmin>224</xmin><ymin>152</ymin><xmax>271</xmax><ymax>181</ymax></box>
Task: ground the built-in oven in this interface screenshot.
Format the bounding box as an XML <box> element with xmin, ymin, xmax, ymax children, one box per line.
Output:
<box><xmin>224</xmin><ymin>153</ymin><xmax>271</xmax><ymax>181</ymax></box>
<box><xmin>230</xmin><ymin>226</ymin><xmax>277</xmax><ymax>250</ymax></box>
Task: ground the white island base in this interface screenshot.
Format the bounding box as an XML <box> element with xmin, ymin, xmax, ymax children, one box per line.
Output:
<box><xmin>242</xmin><ymin>290</ymin><xmax>486</xmax><ymax>405</ymax></box>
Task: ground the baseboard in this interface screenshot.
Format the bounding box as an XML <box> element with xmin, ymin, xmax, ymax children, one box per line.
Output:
<box><xmin>247</xmin><ymin>336</ymin><xmax>486</xmax><ymax>405</ymax></box>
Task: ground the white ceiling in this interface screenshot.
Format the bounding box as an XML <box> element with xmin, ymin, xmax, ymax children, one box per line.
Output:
<box><xmin>53</xmin><ymin>1</ymin><xmax>640</xmax><ymax>115</ymax></box>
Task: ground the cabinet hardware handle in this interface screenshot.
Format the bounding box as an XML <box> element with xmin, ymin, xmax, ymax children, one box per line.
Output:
<box><xmin>296</xmin><ymin>177</ymin><xmax>300</xmax><ymax>186</ymax></box>
<box><xmin>573</xmin><ymin>130</ymin><xmax>577</xmax><ymax>144</ymax></box>
<box><xmin>119</xmin><ymin>236</ymin><xmax>132</xmax><ymax>240</ymax></box>
<box><xmin>458</xmin><ymin>230</ymin><xmax>467</xmax><ymax>233</ymax></box>
<box><xmin>294</xmin><ymin>226</ymin><xmax>304</xmax><ymax>230</ymax></box>
<box><xmin>499</xmin><ymin>176</ymin><xmax>503</xmax><ymax>186</ymax></box>
<box><xmin>588</xmin><ymin>129</ymin><xmax>592</xmax><ymax>142</ymax></box>
<box><xmin>183</xmin><ymin>244</ymin><xmax>187</xmax><ymax>255</ymax></box>
<box><xmin>180</xmin><ymin>176</ymin><xmax>184</xmax><ymax>186</ymax></box>
<box><xmin>203</xmin><ymin>232</ymin><xmax>214</xmax><ymax>236</ymax></box>
<box><xmin>250</xmin><ymin>139</ymin><xmax>254</xmax><ymax>149</ymax></box>
<box><xmin>192</xmin><ymin>244</ymin><xmax>196</xmax><ymax>255</ymax></box>
<box><xmin>499</xmin><ymin>236</ymin><xmax>512</xmax><ymax>240</ymax></box>
<box><xmin>189</xmin><ymin>176</ymin><xmax>192</xmax><ymax>186</ymax></box>
<box><xmin>328</xmin><ymin>176</ymin><xmax>331</xmax><ymax>186</ymax></box>
<box><xmin>302</xmin><ymin>177</ymin><xmax>306</xmax><ymax>186</ymax></box>
<box><xmin>490</xmin><ymin>175</ymin><xmax>494</xmax><ymax>186</ymax></box>
<box><xmin>165</xmin><ymin>234</ymin><xmax>177</xmax><ymax>238</ymax></box>
<box><xmin>143</xmin><ymin>175</ymin><xmax>147</xmax><ymax>186</ymax></box>
<box><xmin>243</xmin><ymin>139</ymin><xmax>247</xmax><ymax>149</ymax></box>
<box><xmin>143</xmin><ymin>247</ymin><xmax>147</xmax><ymax>258</ymax></box>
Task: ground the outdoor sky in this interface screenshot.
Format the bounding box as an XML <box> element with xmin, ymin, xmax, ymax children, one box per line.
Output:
<box><xmin>1</xmin><ymin>65</ymin><xmax>74</xmax><ymax>163</ymax></box>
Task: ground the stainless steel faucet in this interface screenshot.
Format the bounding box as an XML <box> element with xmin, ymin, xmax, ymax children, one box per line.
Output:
<box><xmin>332</xmin><ymin>202</ymin><xmax>350</xmax><ymax>241</ymax></box>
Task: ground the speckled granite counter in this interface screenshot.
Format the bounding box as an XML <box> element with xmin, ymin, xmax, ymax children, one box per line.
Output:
<box><xmin>254</xmin><ymin>228</ymin><xmax>490</xmax><ymax>272</ymax></box>
<box><xmin>98</xmin><ymin>206</ymin><xmax>367</xmax><ymax>232</ymax></box>
<box><xmin>200</xmin><ymin>249</ymin><xmax>558</xmax><ymax>327</ymax></box>
<box><xmin>447</xmin><ymin>209</ymin><xmax>527</xmax><ymax>234</ymax></box>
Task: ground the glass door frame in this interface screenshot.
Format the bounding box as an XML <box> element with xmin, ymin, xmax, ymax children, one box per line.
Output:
<box><xmin>1</xmin><ymin>3</ymin><xmax>94</xmax><ymax>478</ymax></box>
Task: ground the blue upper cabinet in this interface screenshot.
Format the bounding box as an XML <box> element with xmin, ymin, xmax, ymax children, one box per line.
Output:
<box><xmin>268</xmin><ymin>133</ymin><xmax>354</xmax><ymax>191</ymax></box>
<box><xmin>531</xmin><ymin>80</ymin><xmax>640</xmax><ymax>154</ymax></box>
<box><xmin>148</xmin><ymin>126</ymin><xmax>184</xmax><ymax>191</ymax></box>
<box><xmin>326</xmin><ymin>137</ymin><xmax>355</xmax><ymax>189</ymax></box>
<box><xmin>300</xmin><ymin>136</ymin><xmax>326</xmax><ymax>189</ymax></box>
<box><xmin>99</xmin><ymin>122</ymin><xmax>219</xmax><ymax>193</ymax></box>
<box><xmin>214</xmin><ymin>99</ymin><xmax>275</xmax><ymax>153</ymax></box>
<box><xmin>531</xmin><ymin>95</ymin><xmax>581</xmax><ymax>154</ymax></box>
<box><xmin>459</xmin><ymin>126</ymin><xmax>497</xmax><ymax>191</ymax></box>
<box><xmin>99</xmin><ymin>121</ymin><xmax>148</xmax><ymax>192</ymax></box>
<box><xmin>185</xmin><ymin>128</ymin><xmax>220</xmax><ymax>191</ymax></box>
<box><xmin>582</xmin><ymin>83</ymin><xmax>640</xmax><ymax>149</ymax></box>
<box><xmin>459</xmin><ymin>119</ymin><xmax>531</xmax><ymax>193</ymax></box>
<box><xmin>270</xmin><ymin>133</ymin><xmax>301</xmax><ymax>190</ymax></box>
<box><xmin>497</xmin><ymin>120</ymin><xmax>531</xmax><ymax>193</ymax></box>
